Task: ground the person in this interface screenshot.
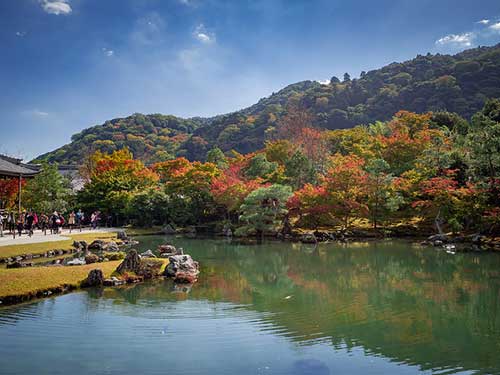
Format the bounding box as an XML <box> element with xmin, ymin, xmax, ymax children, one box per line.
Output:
<box><xmin>16</xmin><ymin>217</ymin><xmax>23</xmax><ymax>237</ymax></box>
<box><xmin>50</xmin><ymin>211</ymin><xmax>60</xmax><ymax>234</ymax></box>
<box><xmin>76</xmin><ymin>209</ymin><xmax>84</xmax><ymax>232</ymax></box>
<box><xmin>90</xmin><ymin>211</ymin><xmax>99</xmax><ymax>230</ymax></box>
<box><xmin>25</xmin><ymin>211</ymin><xmax>35</xmax><ymax>237</ymax></box>
<box><xmin>40</xmin><ymin>213</ymin><xmax>49</xmax><ymax>235</ymax></box>
<box><xmin>7</xmin><ymin>212</ymin><xmax>15</xmax><ymax>234</ymax></box>
<box><xmin>68</xmin><ymin>211</ymin><xmax>76</xmax><ymax>233</ymax></box>
<box><xmin>0</xmin><ymin>211</ymin><xmax>4</xmax><ymax>238</ymax></box>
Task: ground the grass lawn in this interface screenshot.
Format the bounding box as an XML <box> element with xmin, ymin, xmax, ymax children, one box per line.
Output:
<box><xmin>126</xmin><ymin>226</ymin><xmax>165</xmax><ymax>236</ymax></box>
<box><xmin>0</xmin><ymin>231</ymin><xmax>118</xmax><ymax>259</ymax></box>
<box><xmin>0</xmin><ymin>261</ymin><xmax>121</xmax><ymax>299</ymax></box>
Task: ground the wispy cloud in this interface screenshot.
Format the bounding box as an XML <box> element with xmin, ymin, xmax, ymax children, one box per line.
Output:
<box><xmin>490</xmin><ymin>22</ymin><xmax>500</xmax><ymax>32</ymax></box>
<box><xmin>40</xmin><ymin>0</ymin><xmax>72</xmax><ymax>15</ymax></box>
<box><xmin>102</xmin><ymin>48</ymin><xmax>114</xmax><ymax>57</ymax></box>
<box><xmin>15</xmin><ymin>31</ymin><xmax>27</xmax><ymax>37</ymax></box>
<box><xmin>477</xmin><ymin>19</ymin><xmax>490</xmax><ymax>25</ymax></box>
<box><xmin>435</xmin><ymin>32</ymin><xmax>475</xmax><ymax>48</ymax></box>
<box><xmin>193</xmin><ymin>24</ymin><xmax>215</xmax><ymax>44</ymax></box>
<box><xmin>23</xmin><ymin>109</ymin><xmax>49</xmax><ymax>118</ymax></box>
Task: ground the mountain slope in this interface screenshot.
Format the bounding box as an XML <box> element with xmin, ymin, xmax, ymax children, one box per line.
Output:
<box><xmin>35</xmin><ymin>43</ymin><xmax>500</xmax><ymax>164</ymax></box>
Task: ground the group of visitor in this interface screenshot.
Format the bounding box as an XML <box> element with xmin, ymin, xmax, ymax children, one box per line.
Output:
<box><xmin>0</xmin><ymin>209</ymin><xmax>99</xmax><ymax>238</ymax></box>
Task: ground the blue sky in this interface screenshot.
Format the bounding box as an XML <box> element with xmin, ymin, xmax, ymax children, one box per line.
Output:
<box><xmin>1</xmin><ymin>0</ymin><xmax>500</xmax><ymax>160</ymax></box>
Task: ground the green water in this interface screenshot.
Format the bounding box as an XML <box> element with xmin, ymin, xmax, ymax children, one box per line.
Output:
<box><xmin>1</xmin><ymin>236</ymin><xmax>500</xmax><ymax>375</ymax></box>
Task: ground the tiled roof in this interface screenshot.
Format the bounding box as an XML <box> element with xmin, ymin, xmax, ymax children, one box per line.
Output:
<box><xmin>0</xmin><ymin>155</ymin><xmax>39</xmax><ymax>177</ymax></box>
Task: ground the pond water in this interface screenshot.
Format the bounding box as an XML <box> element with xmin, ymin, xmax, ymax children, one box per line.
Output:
<box><xmin>1</xmin><ymin>236</ymin><xmax>500</xmax><ymax>375</ymax></box>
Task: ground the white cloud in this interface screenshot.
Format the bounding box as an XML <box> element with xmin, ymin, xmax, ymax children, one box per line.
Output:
<box><xmin>24</xmin><ymin>109</ymin><xmax>49</xmax><ymax>118</ymax></box>
<box><xmin>490</xmin><ymin>22</ymin><xmax>500</xmax><ymax>31</ymax></box>
<box><xmin>15</xmin><ymin>31</ymin><xmax>26</xmax><ymax>37</ymax></box>
<box><xmin>41</xmin><ymin>0</ymin><xmax>72</xmax><ymax>15</ymax></box>
<box><xmin>435</xmin><ymin>32</ymin><xmax>475</xmax><ymax>47</ymax></box>
<box><xmin>477</xmin><ymin>19</ymin><xmax>490</xmax><ymax>25</ymax></box>
<box><xmin>317</xmin><ymin>79</ymin><xmax>330</xmax><ymax>85</ymax></box>
<box><xmin>194</xmin><ymin>24</ymin><xmax>215</xmax><ymax>44</ymax></box>
<box><xmin>102</xmin><ymin>48</ymin><xmax>114</xmax><ymax>57</ymax></box>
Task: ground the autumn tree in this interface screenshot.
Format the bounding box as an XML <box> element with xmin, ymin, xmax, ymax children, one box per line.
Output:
<box><xmin>323</xmin><ymin>154</ymin><xmax>369</xmax><ymax>229</ymax></box>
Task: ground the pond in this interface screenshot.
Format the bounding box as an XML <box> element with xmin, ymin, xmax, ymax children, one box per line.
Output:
<box><xmin>1</xmin><ymin>236</ymin><xmax>500</xmax><ymax>375</ymax></box>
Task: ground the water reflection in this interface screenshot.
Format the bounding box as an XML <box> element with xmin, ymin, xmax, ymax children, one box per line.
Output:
<box><xmin>1</xmin><ymin>236</ymin><xmax>500</xmax><ymax>375</ymax></box>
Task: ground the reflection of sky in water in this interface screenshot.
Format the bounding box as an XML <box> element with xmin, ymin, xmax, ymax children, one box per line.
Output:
<box><xmin>0</xmin><ymin>293</ymin><xmax>471</xmax><ymax>375</ymax></box>
<box><xmin>0</xmin><ymin>237</ymin><xmax>499</xmax><ymax>375</ymax></box>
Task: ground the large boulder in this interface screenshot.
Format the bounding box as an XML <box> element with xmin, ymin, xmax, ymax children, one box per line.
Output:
<box><xmin>105</xmin><ymin>241</ymin><xmax>120</xmax><ymax>252</ymax></box>
<box><xmin>117</xmin><ymin>231</ymin><xmax>129</xmax><ymax>241</ymax></box>
<box><xmin>141</xmin><ymin>250</ymin><xmax>156</xmax><ymax>258</ymax></box>
<box><xmin>83</xmin><ymin>269</ymin><xmax>104</xmax><ymax>287</ymax></box>
<box><xmin>89</xmin><ymin>240</ymin><xmax>106</xmax><ymax>251</ymax></box>
<box><xmin>136</xmin><ymin>259</ymin><xmax>164</xmax><ymax>279</ymax></box>
<box><xmin>116</xmin><ymin>250</ymin><xmax>141</xmax><ymax>274</ymax></box>
<box><xmin>163</xmin><ymin>254</ymin><xmax>200</xmax><ymax>283</ymax></box>
<box><xmin>301</xmin><ymin>233</ymin><xmax>318</xmax><ymax>244</ymax></box>
<box><xmin>85</xmin><ymin>254</ymin><xmax>99</xmax><ymax>264</ymax></box>
<box><xmin>163</xmin><ymin>224</ymin><xmax>176</xmax><ymax>235</ymax></box>
<box><xmin>6</xmin><ymin>261</ymin><xmax>33</xmax><ymax>269</ymax></box>
<box><xmin>158</xmin><ymin>244</ymin><xmax>177</xmax><ymax>254</ymax></box>
<box><xmin>67</xmin><ymin>258</ymin><xmax>86</xmax><ymax>266</ymax></box>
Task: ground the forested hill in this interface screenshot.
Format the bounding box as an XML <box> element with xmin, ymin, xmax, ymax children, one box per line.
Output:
<box><xmin>34</xmin><ymin>43</ymin><xmax>500</xmax><ymax>164</ymax></box>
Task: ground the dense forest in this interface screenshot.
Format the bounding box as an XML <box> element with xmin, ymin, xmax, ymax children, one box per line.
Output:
<box><xmin>34</xmin><ymin>43</ymin><xmax>500</xmax><ymax>164</ymax></box>
<box><xmin>12</xmin><ymin>97</ymin><xmax>499</xmax><ymax>239</ymax></box>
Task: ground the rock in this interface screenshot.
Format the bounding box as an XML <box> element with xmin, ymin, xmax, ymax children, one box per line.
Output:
<box><xmin>103</xmin><ymin>277</ymin><xmax>126</xmax><ymax>286</ymax></box>
<box><xmin>117</xmin><ymin>231</ymin><xmax>129</xmax><ymax>241</ymax></box>
<box><xmin>89</xmin><ymin>240</ymin><xmax>106</xmax><ymax>251</ymax></box>
<box><xmin>158</xmin><ymin>244</ymin><xmax>177</xmax><ymax>254</ymax></box>
<box><xmin>136</xmin><ymin>259</ymin><xmax>163</xmax><ymax>279</ymax></box>
<box><xmin>176</xmin><ymin>247</ymin><xmax>184</xmax><ymax>255</ymax></box>
<box><xmin>164</xmin><ymin>254</ymin><xmax>200</xmax><ymax>283</ymax></box>
<box><xmin>83</xmin><ymin>269</ymin><xmax>104</xmax><ymax>287</ymax></box>
<box><xmin>140</xmin><ymin>250</ymin><xmax>156</xmax><ymax>258</ymax></box>
<box><xmin>301</xmin><ymin>233</ymin><xmax>318</xmax><ymax>244</ymax></box>
<box><xmin>428</xmin><ymin>234</ymin><xmax>449</xmax><ymax>243</ymax></box>
<box><xmin>6</xmin><ymin>261</ymin><xmax>33</xmax><ymax>269</ymax></box>
<box><xmin>116</xmin><ymin>250</ymin><xmax>141</xmax><ymax>274</ymax></box>
<box><xmin>106</xmin><ymin>252</ymin><xmax>125</xmax><ymax>261</ymax></box>
<box><xmin>67</xmin><ymin>258</ymin><xmax>86</xmax><ymax>266</ymax></box>
<box><xmin>85</xmin><ymin>254</ymin><xmax>99</xmax><ymax>264</ymax></box>
<box><xmin>163</xmin><ymin>224</ymin><xmax>176</xmax><ymax>235</ymax></box>
<box><xmin>433</xmin><ymin>240</ymin><xmax>444</xmax><ymax>246</ymax></box>
<box><xmin>471</xmin><ymin>234</ymin><xmax>485</xmax><ymax>244</ymax></box>
<box><xmin>105</xmin><ymin>241</ymin><xmax>120</xmax><ymax>252</ymax></box>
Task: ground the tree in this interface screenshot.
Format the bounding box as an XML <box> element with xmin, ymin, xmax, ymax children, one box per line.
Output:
<box><xmin>343</xmin><ymin>72</ymin><xmax>351</xmax><ymax>82</ymax></box>
<box><xmin>206</xmin><ymin>147</ymin><xmax>228</xmax><ymax>169</ymax></box>
<box><xmin>287</xmin><ymin>184</ymin><xmax>332</xmax><ymax>229</ymax></box>
<box><xmin>244</xmin><ymin>154</ymin><xmax>278</xmax><ymax>180</ymax></box>
<box><xmin>237</xmin><ymin>184</ymin><xmax>293</xmax><ymax>238</ymax></box>
<box><xmin>126</xmin><ymin>188</ymin><xmax>169</xmax><ymax>227</ymax></box>
<box><xmin>211</xmin><ymin>162</ymin><xmax>262</xmax><ymax>218</ymax></box>
<box><xmin>284</xmin><ymin>150</ymin><xmax>316</xmax><ymax>189</ymax></box>
<box><xmin>466</xmin><ymin>99</ymin><xmax>500</xmax><ymax>192</ymax></box>
<box><xmin>323</xmin><ymin>154</ymin><xmax>368</xmax><ymax>229</ymax></box>
<box><xmin>364</xmin><ymin>159</ymin><xmax>401</xmax><ymax>228</ymax></box>
<box><xmin>77</xmin><ymin>149</ymin><xmax>159</xmax><ymax>220</ymax></box>
<box><xmin>154</xmin><ymin>158</ymin><xmax>220</xmax><ymax>224</ymax></box>
<box><xmin>23</xmin><ymin>162</ymin><xmax>73</xmax><ymax>214</ymax></box>
<box><xmin>0</xmin><ymin>178</ymin><xmax>24</xmax><ymax>210</ymax></box>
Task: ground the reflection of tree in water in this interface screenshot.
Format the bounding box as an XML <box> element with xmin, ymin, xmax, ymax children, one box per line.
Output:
<box><xmin>83</xmin><ymin>236</ymin><xmax>500</xmax><ymax>374</ymax></box>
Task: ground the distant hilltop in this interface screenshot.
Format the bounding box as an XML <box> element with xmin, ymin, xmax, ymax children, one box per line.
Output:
<box><xmin>34</xmin><ymin>43</ymin><xmax>500</xmax><ymax>164</ymax></box>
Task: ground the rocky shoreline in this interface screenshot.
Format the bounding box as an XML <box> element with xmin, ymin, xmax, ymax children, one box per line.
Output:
<box><xmin>0</xmin><ymin>234</ymin><xmax>200</xmax><ymax>307</ymax></box>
